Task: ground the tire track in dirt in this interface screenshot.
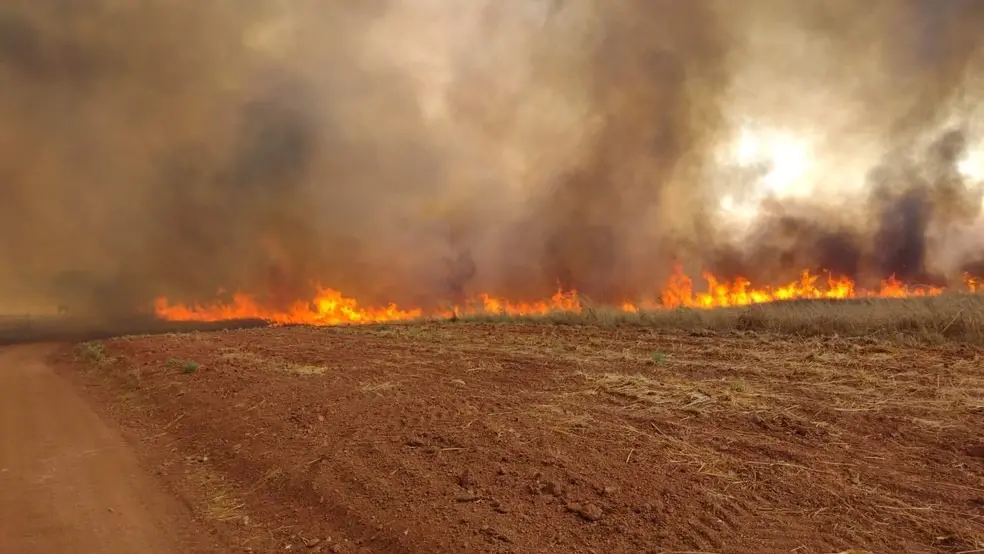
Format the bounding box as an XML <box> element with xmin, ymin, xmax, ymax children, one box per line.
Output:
<box><xmin>0</xmin><ymin>344</ymin><xmax>222</xmax><ymax>553</ymax></box>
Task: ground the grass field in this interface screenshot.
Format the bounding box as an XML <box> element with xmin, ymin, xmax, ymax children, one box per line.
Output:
<box><xmin>60</xmin><ymin>295</ymin><xmax>984</xmax><ymax>553</ymax></box>
<box><xmin>459</xmin><ymin>292</ymin><xmax>984</xmax><ymax>345</ymax></box>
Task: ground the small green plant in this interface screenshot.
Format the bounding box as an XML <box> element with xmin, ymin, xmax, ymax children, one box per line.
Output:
<box><xmin>76</xmin><ymin>341</ymin><xmax>109</xmax><ymax>365</ymax></box>
<box><xmin>650</xmin><ymin>351</ymin><xmax>667</xmax><ymax>365</ymax></box>
<box><xmin>168</xmin><ymin>358</ymin><xmax>200</xmax><ymax>374</ymax></box>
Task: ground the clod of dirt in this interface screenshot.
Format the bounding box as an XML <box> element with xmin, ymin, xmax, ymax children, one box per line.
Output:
<box><xmin>567</xmin><ymin>502</ymin><xmax>604</xmax><ymax>522</ymax></box>
<box><xmin>455</xmin><ymin>491</ymin><xmax>481</xmax><ymax>503</ymax></box>
<box><xmin>458</xmin><ymin>469</ymin><xmax>476</xmax><ymax>489</ymax></box>
<box><xmin>544</xmin><ymin>480</ymin><xmax>566</xmax><ymax>497</ymax></box>
<box><xmin>479</xmin><ymin>525</ymin><xmax>513</xmax><ymax>543</ymax></box>
<box><xmin>966</xmin><ymin>445</ymin><xmax>984</xmax><ymax>458</ymax></box>
<box><xmin>600</xmin><ymin>485</ymin><xmax>618</xmax><ymax>497</ymax></box>
<box><xmin>304</xmin><ymin>537</ymin><xmax>321</xmax><ymax>548</ymax></box>
<box><xmin>329</xmin><ymin>545</ymin><xmax>342</xmax><ymax>553</ymax></box>
<box><xmin>405</xmin><ymin>436</ymin><xmax>428</xmax><ymax>448</ymax></box>
<box><xmin>491</xmin><ymin>500</ymin><xmax>511</xmax><ymax>514</ymax></box>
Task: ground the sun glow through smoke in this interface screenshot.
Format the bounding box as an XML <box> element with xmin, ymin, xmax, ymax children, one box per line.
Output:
<box><xmin>958</xmin><ymin>148</ymin><xmax>984</xmax><ymax>183</ymax></box>
<box><xmin>733</xmin><ymin>125</ymin><xmax>814</xmax><ymax>195</ymax></box>
<box><xmin>715</xmin><ymin>123</ymin><xmax>818</xmax><ymax>222</ymax></box>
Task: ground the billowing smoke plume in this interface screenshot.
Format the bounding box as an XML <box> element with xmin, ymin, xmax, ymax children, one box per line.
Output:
<box><xmin>1</xmin><ymin>0</ymin><xmax>983</xmax><ymax>316</ymax></box>
<box><xmin>699</xmin><ymin>0</ymin><xmax>984</xmax><ymax>288</ymax></box>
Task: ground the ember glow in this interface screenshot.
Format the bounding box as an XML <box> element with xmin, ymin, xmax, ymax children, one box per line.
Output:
<box><xmin>153</xmin><ymin>269</ymin><xmax>980</xmax><ymax>326</ymax></box>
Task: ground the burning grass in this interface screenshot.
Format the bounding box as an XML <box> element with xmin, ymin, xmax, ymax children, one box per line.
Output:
<box><xmin>153</xmin><ymin>268</ymin><xmax>984</xmax><ymax>327</ymax></box>
<box><xmin>147</xmin><ymin>265</ymin><xmax>984</xmax><ymax>346</ymax></box>
<box><xmin>456</xmin><ymin>292</ymin><xmax>984</xmax><ymax>345</ymax></box>
<box><xmin>7</xmin><ymin>284</ymin><xmax>981</xmax><ymax>347</ymax></box>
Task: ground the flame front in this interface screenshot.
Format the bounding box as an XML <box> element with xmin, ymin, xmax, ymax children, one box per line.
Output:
<box><xmin>153</xmin><ymin>268</ymin><xmax>979</xmax><ymax>326</ymax></box>
<box><xmin>154</xmin><ymin>288</ymin><xmax>422</xmax><ymax>325</ymax></box>
<box><xmin>658</xmin><ymin>270</ymin><xmax>947</xmax><ymax>309</ymax></box>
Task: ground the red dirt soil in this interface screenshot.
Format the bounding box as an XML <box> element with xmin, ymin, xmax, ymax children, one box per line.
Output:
<box><xmin>57</xmin><ymin>323</ymin><xmax>984</xmax><ymax>553</ymax></box>
<box><xmin>0</xmin><ymin>344</ymin><xmax>223</xmax><ymax>553</ymax></box>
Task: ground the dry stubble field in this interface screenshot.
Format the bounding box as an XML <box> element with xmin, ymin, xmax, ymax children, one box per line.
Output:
<box><xmin>59</xmin><ymin>296</ymin><xmax>984</xmax><ymax>554</ymax></box>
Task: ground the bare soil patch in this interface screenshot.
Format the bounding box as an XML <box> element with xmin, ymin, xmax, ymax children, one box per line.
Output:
<box><xmin>59</xmin><ymin>322</ymin><xmax>984</xmax><ymax>553</ymax></box>
<box><xmin>0</xmin><ymin>344</ymin><xmax>223</xmax><ymax>553</ymax></box>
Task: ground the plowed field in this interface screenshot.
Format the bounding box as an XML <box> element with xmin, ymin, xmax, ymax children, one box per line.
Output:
<box><xmin>60</xmin><ymin>323</ymin><xmax>984</xmax><ymax>553</ymax></box>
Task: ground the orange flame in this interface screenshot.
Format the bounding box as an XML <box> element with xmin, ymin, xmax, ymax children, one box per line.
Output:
<box><xmin>153</xmin><ymin>287</ymin><xmax>422</xmax><ymax>325</ymax></box>
<box><xmin>153</xmin><ymin>268</ymin><xmax>975</xmax><ymax>326</ymax></box>
<box><xmin>965</xmin><ymin>272</ymin><xmax>982</xmax><ymax>293</ymax></box>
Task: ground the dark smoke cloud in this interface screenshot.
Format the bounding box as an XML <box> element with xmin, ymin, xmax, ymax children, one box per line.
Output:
<box><xmin>696</xmin><ymin>0</ymin><xmax>984</xmax><ymax>290</ymax></box>
<box><xmin>1</xmin><ymin>0</ymin><xmax>984</xmax><ymax>318</ymax></box>
<box><xmin>707</xmin><ymin>126</ymin><xmax>984</xmax><ymax>288</ymax></box>
<box><xmin>522</xmin><ymin>0</ymin><xmax>731</xmax><ymax>301</ymax></box>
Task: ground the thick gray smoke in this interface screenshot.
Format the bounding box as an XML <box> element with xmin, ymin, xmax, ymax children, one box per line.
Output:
<box><xmin>1</xmin><ymin>0</ymin><xmax>983</xmax><ymax>316</ymax></box>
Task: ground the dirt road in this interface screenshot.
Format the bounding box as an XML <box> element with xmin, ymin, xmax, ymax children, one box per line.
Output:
<box><xmin>0</xmin><ymin>344</ymin><xmax>221</xmax><ymax>554</ymax></box>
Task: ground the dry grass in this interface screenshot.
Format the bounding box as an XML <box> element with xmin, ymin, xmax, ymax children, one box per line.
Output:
<box><xmin>188</xmin><ymin>465</ymin><xmax>247</xmax><ymax>523</ymax></box>
<box><xmin>219</xmin><ymin>348</ymin><xmax>328</xmax><ymax>375</ymax></box>
<box><xmin>590</xmin><ymin>373</ymin><xmax>713</xmax><ymax>411</ymax></box>
<box><xmin>359</xmin><ymin>380</ymin><xmax>399</xmax><ymax>394</ymax></box>
<box><xmin>454</xmin><ymin>293</ymin><xmax>984</xmax><ymax>345</ymax></box>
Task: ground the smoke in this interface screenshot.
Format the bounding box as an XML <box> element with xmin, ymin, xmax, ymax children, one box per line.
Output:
<box><xmin>1</xmin><ymin>0</ymin><xmax>984</xmax><ymax>317</ymax></box>
<box><xmin>692</xmin><ymin>0</ymin><xmax>984</xmax><ymax>288</ymax></box>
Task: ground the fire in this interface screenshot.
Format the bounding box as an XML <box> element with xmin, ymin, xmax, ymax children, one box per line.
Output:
<box><xmin>466</xmin><ymin>290</ymin><xmax>581</xmax><ymax>317</ymax></box>
<box><xmin>154</xmin><ymin>287</ymin><xmax>422</xmax><ymax>325</ymax></box>
<box><xmin>153</xmin><ymin>268</ymin><xmax>976</xmax><ymax>326</ymax></box>
<box><xmin>657</xmin><ymin>270</ymin><xmax>945</xmax><ymax>309</ymax></box>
